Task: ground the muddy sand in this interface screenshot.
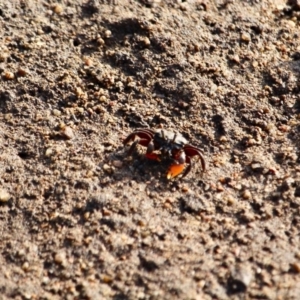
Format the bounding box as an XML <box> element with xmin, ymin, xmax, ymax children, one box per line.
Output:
<box><xmin>0</xmin><ymin>0</ymin><xmax>300</xmax><ymax>299</ymax></box>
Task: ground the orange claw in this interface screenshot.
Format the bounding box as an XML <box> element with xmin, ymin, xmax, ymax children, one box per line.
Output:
<box><xmin>167</xmin><ymin>164</ymin><xmax>185</xmax><ymax>179</ymax></box>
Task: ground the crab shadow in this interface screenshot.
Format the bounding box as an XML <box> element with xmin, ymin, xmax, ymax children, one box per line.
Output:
<box><xmin>106</xmin><ymin>147</ymin><xmax>204</xmax><ymax>194</ymax></box>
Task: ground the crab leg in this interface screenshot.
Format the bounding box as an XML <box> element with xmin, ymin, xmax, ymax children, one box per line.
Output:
<box><xmin>181</xmin><ymin>156</ymin><xmax>192</xmax><ymax>178</ymax></box>
<box><xmin>123</xmin><ymin>129</ymin><xmax>155</xmax><ymax>155</ymax></box>
<box><xmin>127</xmin><ymin>139</ymin><xmax>148</xmax><ymax>155</ymax></box>
<box><xmin>123</xmin><ymin>129</ymin><xmax>155</xmax><ymax>145</ymax></box>
<box><xmin>183</xmin><ymin>145</ymin><xmax>206</xmax><ymax>172</ymax></box>
<box><xmin>145</xmin><ymin>140</ymin><xmax>160</xmax><ymax>161</ymax></box>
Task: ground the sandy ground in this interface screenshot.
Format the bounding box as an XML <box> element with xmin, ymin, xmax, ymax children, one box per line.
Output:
<box><xmin>0</xmin><ymin>0</ymin><xmax>300</xmax><ymax>299</ymax></box>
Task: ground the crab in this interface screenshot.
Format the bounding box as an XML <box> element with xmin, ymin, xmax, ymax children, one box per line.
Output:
<box><xmin>123</xmin><ymin>128</ymin><xmax>206</xmax><ymax>179</ymax></box>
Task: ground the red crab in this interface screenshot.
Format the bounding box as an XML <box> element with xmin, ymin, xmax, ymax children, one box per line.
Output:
<box><xmin>123</xmin><ymin>128</ymin><xmax>206</xmax><ymax>179</ymax></box>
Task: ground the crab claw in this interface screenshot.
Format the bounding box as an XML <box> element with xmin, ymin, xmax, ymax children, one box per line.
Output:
<box><xmin>167</xmin><ymin>164</ymin><xmax>185</xmax><ymax>179</ymax></box>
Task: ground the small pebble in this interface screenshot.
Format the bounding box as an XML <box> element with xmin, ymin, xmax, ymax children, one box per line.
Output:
<box><xmin>54</xmin><ymin>252</ymin><xmax>66</xmax><ymax>265</ymax></box>
<box><xmin>17</xmin><ymin>68</ymin><xmax>28</xmax><ymax>77</ymax></box>
<box><xmin>142</xmin><ymin>37</ymin><xmax>151</xmax><ymax>46</ymax></box>
<box><xmin>84</xmin><ymin>236</ymin><xmax>93</xmax><ymax>245</ymax></box>
<box><xmin>0</xmin><ymin>52</ymin><xmax>8</xmax><ymax>62</ymax></box>
<box><xmin>45</xmin><ymin>148</ymin><xmax>54</xmax><ymax>157</ymax></box>
<box><xmin>83</xmin><ymin>212</ymin><xmax>90</xmax><ymax>220</ymax></box>
<box><xmin>3</xmin><ymin>71</ymin><xmax>14</xmax><ymax>80</ymax></box>
<box><xmin>101</xmin><ymin>274</ymin><xmax>113</xmax><ymax>284</ymax></box>
<box><xmin>241</xmin><ymin>32</ymin><xmax>251</xmax><ymax>42</ymax></box>
<box><xmin>103</xmin><ymin>164</ymin><xmax>114</xmax><ymax>175</ymax></box>
<box><xmin>163</xmin><ymin>202</ymin><xmax>172</xmax><ymax>210</ymax></box>
<box><xmin>53</xmin><ymin>3</ymin><xmax>63</xmax><ymax>14</ymax></box>
<box><xmin>75</xmin><ymin>87</ymin><xmax>85</xmax><ymax>98</ymax></box>
<box><xmin>22</xmin><ymin>262</ymin><xmax>30</xmax><ymax>272</ymax></box>
<box><xmin>241</xmin><ymin>212</ymin><xmax>255</xmax><ymax>222</ymax></box>
<box><xmin>230</xmin><ymin>264</ymin><xmax>253</xmax><ymax>290</ymax></box>
<box><xmin>182</xmin><ymin>185</ymin><xmax>189</xmax><ymax>193</ymax></box>
<box><xmin>99</xmin><ymin>95</ymin><xmax>107</xmax><ymax>102</ymax></box>
<box><xmin>103</xmin><ymin>164</ymin><xmax>111</xmax><ymax>171</ymax></box>
<box><xmin>219</xmin><ymin>136</ymin><xmax>228</xmax><ymax>143</ymax></box>
<box><xmin>112</xmin><ymin>160</ymin><xmax>123</xmax><ymax>168</ymax></box>
<box><xmin>242</xmin><ymin>190</ymin><xmax>252</xmax><ymax>200</ymax></box>
<box><xmin>226</xmin><ymin>195</ymin><xmax>236</xmax><ymax>206</ymax></box>
<box><xmin>85</xmin><ymin>170</ymin><xmax>94</xmax><ymax>178</ymax></box>
<box><xmin>84</xmin><ymin>58</ymin><xmax>93</xmax><ymax>66</ymax></box>
<box><xmin>102</xmin><ymin>208</ymin><xmax>111</xmax><ymax>216</ymax></box>
<box><xmin>232</xmin><ymin>55</ymin><xmax>240</xmax><ymax>63</ymax></box>
<box><xmin>97</xmin><ymin>37</ymin><xmax>105</xmax><ymax>46</ymax></box>
<box><xmin>137</xmin><ymin>220</ymin><xmax>146</xmax><ymax>226</ymax></box>
<box><xmin>283</xmin><ymin>20</ymin><xmax>296</xmax><ymax>28</ymax></box>
<box><xmin>216</xmin><ymin>183</ymin><xmax>224</xmax><ymax>192</ymax></box>
<box><xmin>104</xmin><ymin>30</ymin><xmax>112</xmax><ymax>38</ymax></box>
<box><xmin>61</xmin><ymin>126</ymin><xmax>74</xmax><ymax>140</ymax></box>
<box><xmin>52</xmin><ymin>109</ymin><xmax>61</xmax><ymax>116</ymax></box>
<box><xmin>291</xmin><ymin>262</ymin><xmax>300</xmax><ymax>273</ymax></box>
<box><xmin>278</xmin><ymin>125</ymin><xmax>290</xmax><ymax>132</ymax></box>
<box><xmin>251</xmin><ymin>163</ymin><xmax>262</xmax><ymax>170</ymax></box>
<box><xmin>0</xmin><ymin>189</ymin><xmax>11</xmax><ymax>202</ymax></box>
<box><xmin>42</xmin><ymin>276</ymin><xmax>50</xmax><ymax>285</ymax></box>
<box><xmin>247</xmin><ymin>138</ymin><xmax>256</xmax><ymax>146</ymax></box>
<box><xmin>76</xmin><ymin>107</ymin><xmax>84</xmax><ymax>114</ymax></box>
